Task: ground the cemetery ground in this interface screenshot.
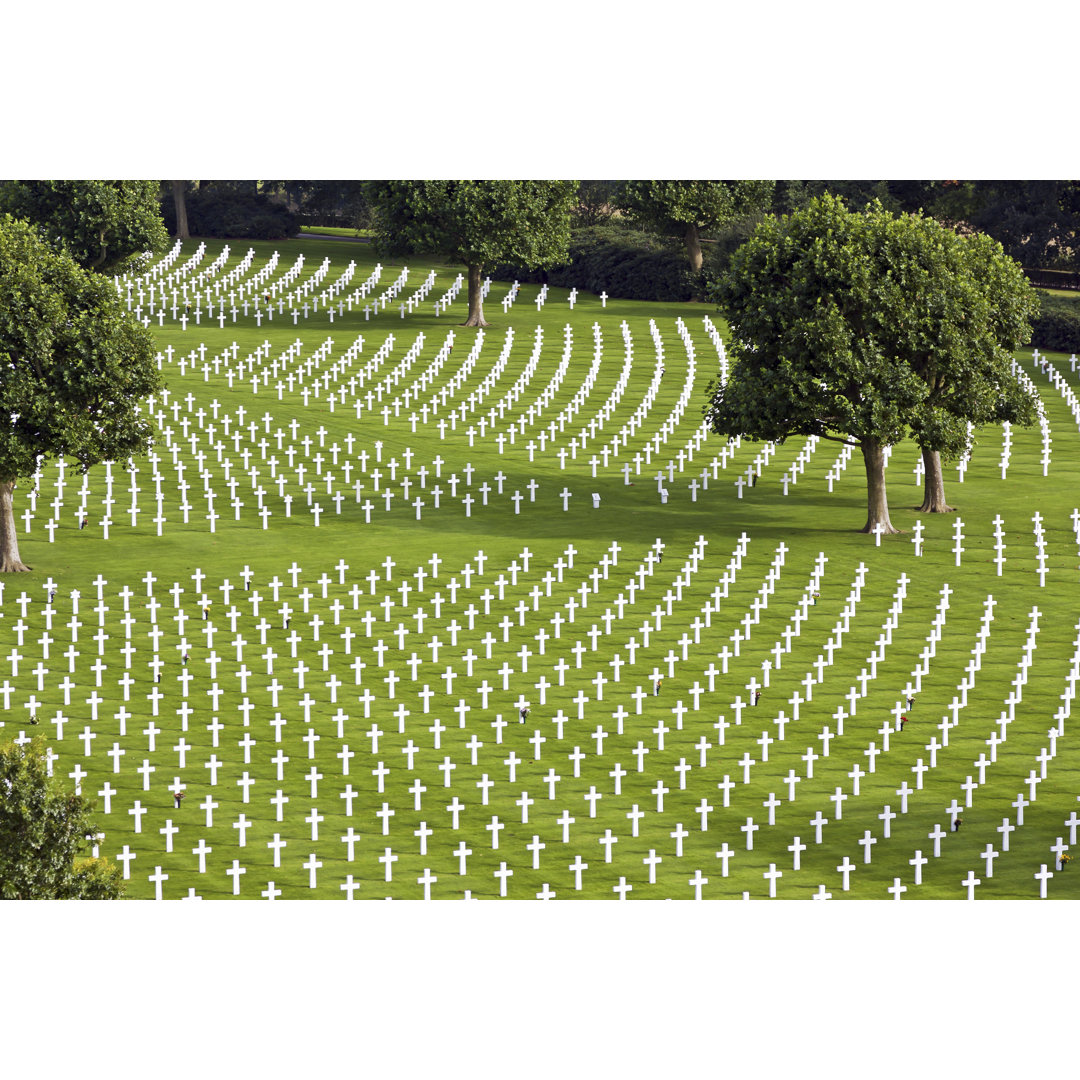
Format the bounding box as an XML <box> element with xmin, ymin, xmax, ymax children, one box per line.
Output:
<box><xmin>5</xmin><ymin>235</ymin><xmax>1080</xmax><ymax>900</ymax></box>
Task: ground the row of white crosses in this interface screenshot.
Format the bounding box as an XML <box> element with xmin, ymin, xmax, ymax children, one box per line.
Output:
<box><xmin>1032</xmin><ymin>511</ymin><xmax>1049</xmax><ymax>587</ymax></box>
<box><xmin>999</xmin><ymin>420</ymin><xmax>1013</xmax><ymax>479</ymax></box>
<box><xmin>575</xmin><ymin>322</ymin><xmax>639</xmax><ymax>472</ymax></box>
<box><xmin>548</xmin><ymin>321</ymin><xmax>677</xmax><ymax>476</ymax></box>
<box><xmin>158</xmin><ymin>248</ymin><xmax>284</xmax><ymax>327</ymax></box>
<box><xmin>120</xmin><ymin>246</ymin><xmax>243</xmax><ymax>324</ymax></box>
<box><xmin>138</xmin><ymin>240</ymin><xmax>207</xmax><ymax>291</ymax></box>
<box><xmin>1013</xmin><ymin>358</ymin><xmax>1052</xmax><ymax>476</ymax></box>
<box><xmin>360</xmin><ymin>266</ymin><xmax>410</xmax><ymax>320</ymax></box>
<box><xmin>742</xmin><ymin>574</ymin><xmax>1071</xmax><ymax>899</ymax></box>
<box><xmin>24</xmin><ymin>329</ymin><xmax>599</xmax><ymax>539</ymax></box>
<box><xmin>171</xmin><ymin>314</ymin><xmax>746</xmax><ymax>505</ymax></box>
<box><xmin>3</xmin><ymin>538</ymin><xmax>768</xmax><ymax>897</ymax></box>
<box><xmin>127</xmin><ymin>247</ymin><xmax>271</xmax><ymax>325</ymax></box>
<box><xmin>501</xmin><ymin>281</ymin><xmax>521</xmax><ymax>314</ymax></box>
<box><xmin>777</xmin><ymin>436</ymin><xmax>822</xmax><ymax>496</ymax></box>
<box><xmin>432</xmin><ymin>272</ymin><xmax>466</xmax><ymax>317</ymax></box>
<box><xmin>41</xmin><ymin>340</ymin><xmax>1080</xmax><ymax>549</ymax></box>
<box><xmin>955</xmin><ymin>607</ymin><xmax>1080</xmax><ymax>899</ymax></box>
<box><xmin>159</xmin><ymin>250</ymin><xmax>285</xmax><ymax>331</ymax></box>
<box><xmin>397</xmin><ymin>269</ymin><xmax>436</xmax><ymax>316</ymax></box>
<box><xmin>1</xmin><ymin>536</ymin><xmax>771</xmax><ymax>896</ymax></box>
<box><xmin>5</xmin><ymin>523</ymin><xmax>1077</xmax><ymax>897</ymax></box>
<box><xmin>134</xmin><ymin>247</ymin><xmax>384</xmax><ymax>332</ymax></box>
<box><xmin>39</xmin><ymin>382</ymin><xmax>552</xmax><ymax>537</ymax></box>
<box><xmin>409</xmin><ymin>318</ymin><xmax>718</xmax><ymax>497</ymax></box>
<box><xmin>743</xmin><ymin>567</ymin><xmax>1075</xmax><ymax>900</ymax></box>
<box><xmin>1034</xmin><ymin>349</ymin><xmax>1080</xmax><ymax>435</ymax></box>
<box><xmin>117</xmin><ymin>238</ymin><xmax>184</xmax><ymax>290</ymax></box>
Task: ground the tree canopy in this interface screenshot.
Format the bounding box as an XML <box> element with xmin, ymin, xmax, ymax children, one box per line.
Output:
<box><xmin>616</xmin><ymin>181</ymin><xmax>775</xmax><ymax>271</ymax></box>
<box><xmin>706</xmin><ymin>194</ymin><xmax>1039</xmax><ymax>533</ymax></box>
<box><xmin>0</xmin><ymin>215</ymin><xmax>164</xmax><ymax>570</ymax></box>
<box><xmin>0</xmin><ymin>180</ymin><xmax>168</xmax><ymax>276</ymax></box>
<box><xmin>0</xmin><ymin>738</ymin><xmax>123</xmax><ymax>899</ymax></box>
<box><xmin>363</xmin><ymin>181</ymin><xmax>577</xmax><ymax>326</ymax></box>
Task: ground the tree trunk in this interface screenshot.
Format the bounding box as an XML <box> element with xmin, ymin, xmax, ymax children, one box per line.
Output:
<box><xmin>0</xmin><ymin>480</ymin><xmax>31</xmax><ymax>572</ymax></box>
<box><xmin>684</xmin><ymin>223</ymin><xmax>703</xmax><ymax>273</ymax></box>
<box><xmin>918</xmin><ymin>447</ymin><xmax>955</xmax><ymax>512</ymax></box>
<box><xmin>462</xmin><ymin>263</ymin><xmax>487</xmax><ymax>327</ymax></box>
<box><xmin>859</xmin><ymin>438</ymin><xmax>898</xmax><ymax>534</ymax></box>
<box><xmin>171</xmin><ymin>180</ymin><xmax>190</xmax><ymax>240</ymax></box>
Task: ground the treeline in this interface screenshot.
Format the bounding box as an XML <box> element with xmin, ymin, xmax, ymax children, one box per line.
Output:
<box><xmin>161</xmin><ymin>181</ymin><xmax>369</xmax><ymax>239</ymax></box>
<box><xmin>159</xmin><ymin>180</ymin><xmax>1080</xmax><ymax>351</ymax></box>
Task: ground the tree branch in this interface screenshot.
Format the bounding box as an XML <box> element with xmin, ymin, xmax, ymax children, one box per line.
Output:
<box><xmin>812</xmin><ymin>428</ymin><xmax>862</xmax><ymax>447</ymax></box>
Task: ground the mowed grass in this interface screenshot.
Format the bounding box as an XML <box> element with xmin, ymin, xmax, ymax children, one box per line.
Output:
<box><xmin>4</xmin><ymin>235</ymin><xmax>1079</xmax><ymax>900</ymax></box>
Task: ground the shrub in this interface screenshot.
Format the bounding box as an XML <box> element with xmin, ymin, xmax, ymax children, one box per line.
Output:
<box><xmin>160</xmin><ymin>187</ymin><xmax>299</xmax><ymax>240</ymax></box>
<box><xmin>488</xmin><ymin>226</ymin><xmax>700</xmax><ymax>302</ymax></box>
<box><xmin>1030</xmin><ymin>291</ymin><xmax>1080</xmax><ymax>354</ymax></box>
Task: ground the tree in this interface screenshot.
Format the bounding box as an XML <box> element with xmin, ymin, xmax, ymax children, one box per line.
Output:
<box><xmin>572</xmin><ymin>181</ymin><xmax>617</xmax><ymax>227</ymax></box>
<box><xmin>706</xmin><ymin>195</ymin><xmax>1039</xmax><ymax>533</ymax></box>
<box><xmin>276</xmin><ymin>181</ymin><xmax>373</xmax><ymax>229</ymax></box>
<box><xmin>170</xmin><ymin>180</ymin><xmax>191</xmax><ymax>239</ymax></box>
<box><xmin>364</xmin><ymin>181</ymin><xmax>577</xmax><ymax>327</ymax></box>
<box><xmin>616</xmin><ymin>181</ymin><xmax>775</xmax><ymax>272</ymax></box>
<box><xmin>0</xmin><ymin>738</ymin><xmax>124</xmax><ymax>899</ymax></box>
<box><xmin>0</xmin><ymin>180</ymin><xmax>168</xmax><ymax>275</ymax></box>
<box><xmin>0</xmin><ymin>215</ymin><xmax>164</xmax><ymax>571</ymax></box>
<box><xmin>905</xmin><ymin>227</ymin><xmax>1039</xmax><ymax>511</ymax></box>
<box><xmin>965</xmin><ymin>181</ymin><xmax>1080</xmax><ymax>271</ymax></box>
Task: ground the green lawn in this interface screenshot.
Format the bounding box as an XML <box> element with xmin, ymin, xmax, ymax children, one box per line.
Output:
<box><xmin>5</xmin><ymin>235</ymin><xmax>1079</xmax><ymax>900</ymax></box>
<box><xmin>298</xmin><ymin>225</ymin><xmax>374</xmax><ymax>238</ymax></box>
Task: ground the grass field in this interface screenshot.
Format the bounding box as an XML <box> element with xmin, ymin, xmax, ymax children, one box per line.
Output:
<box><xmin>5</xmin><ymin>234</ymin><xmax>1079</xmax><ymax>900</ymax></box>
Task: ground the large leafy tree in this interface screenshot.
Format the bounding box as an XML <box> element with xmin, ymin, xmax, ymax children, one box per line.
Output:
<box><xmin>364</xmin><ymin>181</ymin><xmax>577</xmax><ymax>327</ymax></box>
<box><xmin>0</xmin><ymin>215</ymin><xmax>164</xmax><ymax>571</ymax></box>
<box><xmin>616</xmin><ymin>181</ymin><xmax>775</xmax><ymax>272</ymax></box>
<box><xmin>0</xmin><ymin>738</ymin><xmax>124</xmax><ymax>899</ymax></box>
<box><xmin>706</xmin><ymin>195</ymin><xmax>1039</xmax><ymax>533</ymax></box>
<box><xmin>0</xmin><ymin>180</ymin><xmax>168</xmax><ymax>275</ymax></box>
